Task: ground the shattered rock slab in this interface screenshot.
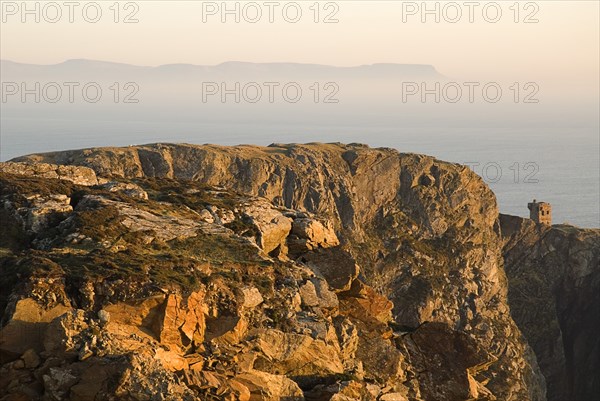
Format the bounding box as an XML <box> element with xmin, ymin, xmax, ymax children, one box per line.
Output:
<box><xmin>0</xmin><ymin>161</ymin><xmax>98</xmax><ymax>186</ymax></box>
<box><xmin>78</xmin><ymin>195</ymin><xmax>200</xmax><ymax>242</ymax></box>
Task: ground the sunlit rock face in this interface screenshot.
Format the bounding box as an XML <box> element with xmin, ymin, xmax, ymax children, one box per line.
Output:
<box><xmin>0</xmin><ymin>143</ymin><xmax>560</xmax><ymax>400</ymax></box>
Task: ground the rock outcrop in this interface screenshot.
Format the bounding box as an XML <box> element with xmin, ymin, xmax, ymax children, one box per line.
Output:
<box><xmin>0</xmin><ymin>142</ymin><xmax>565</xmax><ymax>400</ymax></box>
<box><xmin>0</xmin><ymin>162</ymin><xmax>98</xmax><ymax>186</ymax></box>
<box><xmin>500</xmin><ymin>214</ymin><xmax>600</xmax><ymax>401</ymax></box>
<box><xmin>0</xmin><ymin>163</ymin><xmax>420</xmax><ymax>400</ymax></box>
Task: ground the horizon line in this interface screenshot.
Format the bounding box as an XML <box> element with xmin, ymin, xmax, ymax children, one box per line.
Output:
<box><xmin>0</xmin><ymin>58</ymin><xmax>439</xmax><ymax>71</ymax></box>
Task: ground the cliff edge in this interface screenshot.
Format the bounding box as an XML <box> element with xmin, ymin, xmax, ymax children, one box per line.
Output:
<box><xmin>500</xmin><ymin>214</ymin><xmax>600</xmax><ymax>401</ymax></box>
<box><xmin>0</xmin><ymin>143</ymin><xmax>552</xmax><ymax>400</ymax></box>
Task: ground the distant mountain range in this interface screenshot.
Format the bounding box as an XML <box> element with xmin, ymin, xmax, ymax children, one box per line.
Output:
<box><xmin>0</xmin><ymin>59</ymin><xmax>444</xmax><ymax>80</ymax></box>
<box><xmin>1</xmin><ymin>58</ymin><xmax>592</xmax><ymax>162</ymax></box>
<box><xmin>0</xmin><ymin>58</ymin><xmax>450</xmax><ymax>126</ymax></box>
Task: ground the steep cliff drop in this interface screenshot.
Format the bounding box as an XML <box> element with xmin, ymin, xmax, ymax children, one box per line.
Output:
<box><xmin>0</xmin><ymin>143</ymin><xmax>551</xmax><ymax>400</ymax></box>
<box><xmin>501</xmin><ymin>214</ymin><xmax>600</xmax><ymax>401</ymax></box>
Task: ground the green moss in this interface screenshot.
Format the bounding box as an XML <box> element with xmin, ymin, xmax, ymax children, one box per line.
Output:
<box><xmin>172</xmin><ymin>232</ymin><xmax>263</xmax><ymax>265</ymax></box>
<box><xmin>0</xmin><ymin>174</ymin><xmax>75</xmax><ymax>198</ymax></box>
<box><xmin>73</xmin><ymin>204</ymin><xmax>124</xmax><ymax>241</ymax></box>
<box><xmin>0</xmin><ymin>173</ymin><xmax>282</xmax><ymax>308</ymax></box>
<box><xmin>132</xmin><ymin>178</ymin><xmax>241</xmax><ymax>211</ymax></box>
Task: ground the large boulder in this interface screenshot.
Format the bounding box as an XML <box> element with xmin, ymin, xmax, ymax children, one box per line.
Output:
<box><xmin>153</xmin><ymin>291</ymin><xmax>208</xmax><ymax>352</ymax></box>
<box><xmin>100</xmin><ymin>181</ymin><xmax>149</xmax><ymax>199</ymax></box>
<box><xmin>339</xmin><ymin>280</ymin><xmax>393</xmax><ymax>325</ymax></box>
<box><xmin>288</xmin><ymin>217</ymin><xmax>339</xmax><ymax>255</ymax></box>
<box><xmin>250</xmin><ymin>329</ymin><xmax>344</xmax><ymax>387</ymax></box>
<box><xmin>0</xmin><ymin>298</ymin><xmax>70</xmax><ymax>362</ymax></box>
<box><xmin>300</xmin><ymin>247</ymin><xmax>360</xmax><ymax>292</ymax></box>
<box><xmin>235</xmin><ymin>370</ymin><xmax>304</xmax><ymax>401</ymax></box>
<box><xmin>241</xmin><ymin>200</ymin><xmax>292</xmax><ymax>255</ymax></box>
<box><xmin>299</xmin><ymin>277</ymin><xmax>338</xmax><ymax>309</ymax></box>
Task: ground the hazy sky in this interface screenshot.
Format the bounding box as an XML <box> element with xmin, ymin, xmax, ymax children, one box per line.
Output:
<box><xmin>1</xmin><ymin>0</ymin><xmax>599</xmax><ymax>83</ymax></box>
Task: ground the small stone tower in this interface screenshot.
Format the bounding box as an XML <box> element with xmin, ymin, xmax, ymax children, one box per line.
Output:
<box><xmin>528</xmin><ymin>199</ymin><xmax>552</xmax><ymax>225</ymax></box>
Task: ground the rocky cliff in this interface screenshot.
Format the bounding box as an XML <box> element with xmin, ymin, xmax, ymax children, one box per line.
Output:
<box><xmin>0</xmin><ymin>143</ymin><xmax>553</xmax><ymax>400</ymax></box>
<box><xmin>500</xmin><ymin>214</ymin><xmax>600</xmax><ymax>401</ymax></box>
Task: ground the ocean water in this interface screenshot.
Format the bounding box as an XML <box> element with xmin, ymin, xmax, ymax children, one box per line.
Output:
<box><xmin>1</xmin><ymin>118</ymin><xmax>598</xmax><ymax>228</ymax></box>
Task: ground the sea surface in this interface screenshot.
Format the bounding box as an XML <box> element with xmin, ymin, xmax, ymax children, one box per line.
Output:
<box><xmin>1</xmin><ymin>118</ymin><xmax>598</xmax><ymax>228</ymax></box>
